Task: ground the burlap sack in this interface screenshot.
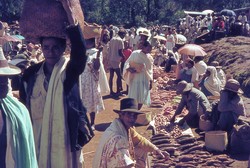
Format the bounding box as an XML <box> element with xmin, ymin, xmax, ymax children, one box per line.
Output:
<box><xmin>20</xmin><ymin>0</ymin><xmax>84</xmax><ymax>43</ymax></box>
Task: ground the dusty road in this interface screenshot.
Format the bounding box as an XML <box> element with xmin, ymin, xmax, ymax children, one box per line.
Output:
<box><xmin>81</xmin><ymin>73</ymin><xmax>250</xmax><ymax>168</ymax></box>
<box><xmin>82</xmin><ymin>74</ymin><xmax>155</xmax><ymax>167</ymax></box>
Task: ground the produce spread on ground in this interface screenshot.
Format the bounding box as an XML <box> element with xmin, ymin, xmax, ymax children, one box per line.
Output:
<box><xmin>149</xmin><ymin>66</ymin><xmax>240</xmax><ymax>168</ymax></box>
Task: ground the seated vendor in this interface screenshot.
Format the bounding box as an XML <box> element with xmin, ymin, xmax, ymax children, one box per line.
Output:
<box><xmin>199</xmin><ymin>66</ymin><xmax>221</xmax><ymax>97</ymax></box>
<box><xmin>217</xmin><ymin>79</ymin><xmax>246</xmax><ymax>133</ymax></box>
<box><xmin>176</xmin><ymin>59</ymin><xmax>199</xmax><ymax>88</ymax></box>
<box><xmin>170</xmin><ymin>80</ymin><xmax>211</xmax><ymax>127</ymax></box>
<box><xmin>210</xmin><ymin>61</ymin><xmax>226</xmax><ymax>87</ymax></box>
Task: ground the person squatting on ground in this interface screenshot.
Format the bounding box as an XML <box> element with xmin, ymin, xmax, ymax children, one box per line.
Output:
<box><xmin>210</xmin><ymin>61</ymin><xmax>226</xmax><ymax>87</ymax></box>
<box><xmin>93</xmin><ymin>98</ymin><xmax>169</xmax><ymax>168</ymax></box>
<box><xmin>170</xmin><ymin>80</ymin><xmax>211</xmax><ymax>127</ymax></box>
<box><xmin>217</xmin><ymin>79</ymin><xmax>246</xmax><ymax>133</ymax></box>
<box><xmin>0</xmin><ymin>46</ymin><xmax>38</xmax><ymax>168</ymax></box>
<box><xmin>199</xmin><ymin>66</ymin><xmax>221</xmax><ymax>97</ymax></box>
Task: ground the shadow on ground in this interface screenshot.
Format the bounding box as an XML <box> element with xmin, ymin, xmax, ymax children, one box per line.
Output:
<box><xmin>95</xmin><ymin>122</ymin><xmax>112</xmax><ymax>132</ymax></box>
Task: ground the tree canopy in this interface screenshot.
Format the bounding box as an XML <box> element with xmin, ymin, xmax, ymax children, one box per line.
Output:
<box><xmin>0</xmin><ymin>0</ymin><xmax>249</xmax><ymax>26</ymax></box>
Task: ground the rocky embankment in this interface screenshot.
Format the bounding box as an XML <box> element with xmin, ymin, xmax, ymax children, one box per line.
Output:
<box><xmin>201</xmin><ymin>36</ymin><xmax>250</xmax><ymax>97</ymax></box>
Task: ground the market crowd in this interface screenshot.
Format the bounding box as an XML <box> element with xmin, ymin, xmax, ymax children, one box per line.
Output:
<box><xmin>0</xmin><ymin>5</ymin><xmax>249</xmax><ymax>168</ymax></box>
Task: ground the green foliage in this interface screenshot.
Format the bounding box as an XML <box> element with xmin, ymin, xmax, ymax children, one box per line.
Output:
<box><xmin>0</xmin><ymin>0</ymin><xmax>249</xmax><ymax>26</ymax></box>
<box><xmin>0</xmin><ymin>0</ymin><xmax>23</xmax><ymax>22</ymax></box>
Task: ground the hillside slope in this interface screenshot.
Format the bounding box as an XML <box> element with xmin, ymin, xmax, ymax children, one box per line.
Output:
<box><xmin>201</xmin><ymin>36</ymin><xmax>250</xmax><ymax>97</ymax></box>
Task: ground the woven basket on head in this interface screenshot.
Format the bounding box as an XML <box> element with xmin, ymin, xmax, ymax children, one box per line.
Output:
<box><xmin>20</xmin><ymin>0</ymin><xmax>84</xmax><ymax>44</ymax></box>
<box><xmin>83</xmin><ymin>22</ymin><xmax>102</xmax><ymax>39</ymax></box>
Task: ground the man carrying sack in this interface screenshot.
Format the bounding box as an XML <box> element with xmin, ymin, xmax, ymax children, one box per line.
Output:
<box><xmin>19</xmin><ymin>0</ymin><xmax>94</xmax><ymax>168</ymax></box>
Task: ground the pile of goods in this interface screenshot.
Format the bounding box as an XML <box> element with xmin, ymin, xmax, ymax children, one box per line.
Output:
<box><xmin>151</xmin><ymin>65</ymin><xmax>188</xmax><ymax>126</ymax></box>
<box><xmin>150</xmin><ymin>133</ymin><xmax>235</xmax><ymax>168</ymax></box>
<box><xmin>149</xmin><ymin>66</ymin><xmax>236</xmax><ymax>167</ymax></box>
<box><xmin>151</xmin><ymin>66</ymin><xmax>178</xmax><ymax>108</ymax></box>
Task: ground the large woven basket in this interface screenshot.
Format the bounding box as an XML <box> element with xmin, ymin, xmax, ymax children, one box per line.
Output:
<box><xmin>83</xmin><ymin>22</ymin><xmax>101</xmax><ymax>39</ymax></box>
<box><xmin>20</xmin><ymin>0</ymin><xmax>84</xmax><ymax>43</ymax></box>
<box><xmin>205</xmin><ymin>131</ymin><xmax>228</xmax><ymax>152</ymax></box>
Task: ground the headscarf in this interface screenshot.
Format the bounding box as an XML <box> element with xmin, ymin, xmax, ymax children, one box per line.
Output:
<box><xmin>204</xmin><ymin>66</ymin><xmax>221</xmax><ymax>96</ymax></box>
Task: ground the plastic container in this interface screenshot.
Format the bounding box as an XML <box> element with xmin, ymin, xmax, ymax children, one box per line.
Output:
<box><xmin>199</xmin><ymin>114</ymin><xmax>214</xmax><ymax>131</ymax></box>
<box><xmin>205</xmin><ymin>131</ymin><xmax>228</xmax><ymax>152</ymax></box>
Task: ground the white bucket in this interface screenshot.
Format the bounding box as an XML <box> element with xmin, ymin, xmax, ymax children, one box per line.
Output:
<box><xmin>205</xmin><ymin>131</ymin><xmax>228</xmax><ymax>152</ymax></box>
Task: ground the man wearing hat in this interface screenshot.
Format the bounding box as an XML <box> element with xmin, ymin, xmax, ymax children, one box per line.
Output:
<box><xmin>170</xmin><ymin>80</ymin><xmax>211</xmax><ymax>127</ymax></box>
<box><xmin>93</xmin><ymin>98</ymin><xmax>169</xmax><ymax>168</ymax></box>
<box><xmin>0</xmin><ymin>46</ymin><xmax>38</xmax><ymax>168</ymax></box>
<box><xmin>217</xmin><ymin>79</ymin><xmax>245</xmax><ymax>133</ymax></box>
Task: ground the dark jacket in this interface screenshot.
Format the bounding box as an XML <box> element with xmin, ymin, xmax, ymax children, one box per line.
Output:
<box><xmin>19</xmin><ymin>24</ymin><xmax>94</xmax><ymax>152</ymax></box>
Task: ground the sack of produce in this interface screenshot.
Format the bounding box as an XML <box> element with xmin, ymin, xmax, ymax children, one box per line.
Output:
<box><xmin>20</xmin><ymin>0</ymin><xmax>85</xmax><ymax>43</ymax></box>
<box><xmin>230</xmin><ymin>124</ymin><xmax>250</xmax><ymax>154</ymax></box>
<box><xmin>205</xmin><ymin>131</ymin><xmax>228</xmax><ymax>152</ymax></box>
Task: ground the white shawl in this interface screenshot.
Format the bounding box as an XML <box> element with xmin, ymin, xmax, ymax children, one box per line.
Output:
<box><xmin>93</xmin><ymin>119</ymin><xmax>131</xmax><ymax>168</ymax></box>
<box><xmin>38</xmin><ymin>57</ymin><xmax>81</xmax><ymax>168</ymax></box>
<box><xmin>204</xmin><ymin>66</ymin><xmax>221</xmax><ymax>96</ymax></box>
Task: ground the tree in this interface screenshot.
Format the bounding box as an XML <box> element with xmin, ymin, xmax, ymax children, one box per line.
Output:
<box><xmin>0</xmin><ymin>0</ymin><xmax>249</xmax><ymax>27</ymax></box>
<box><xmin>0</xmin><ymin>0</ymin><xmax>23</xmax><ymax>22</ymax></box>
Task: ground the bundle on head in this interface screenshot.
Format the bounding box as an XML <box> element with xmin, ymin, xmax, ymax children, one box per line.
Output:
<box><xmin>19</xmin><ymin>0</ymin><xmax>85</xmax><ymax>43</ymax></box>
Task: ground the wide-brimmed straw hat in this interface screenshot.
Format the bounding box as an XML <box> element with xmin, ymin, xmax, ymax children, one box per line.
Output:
<box><xmin>0</xmin><ymin>46</ymin><xmax>21</xmax><ymax>76</ymax></box>
<box><xmin>140</xmin><ymin>30</ymin><xmax>151</xmax><ymax>37</ymax></box>
<box><xmin>113</xmin><ymin>98</ymin><xmax>144</xmax><ymax>114</ymax></box>
<box><xmin>9</xmin><ymin>58</ymin><xmax>29</xmax><ymax>66</ymax></box>
<box><xmin>210</xmin><ymin>61</ymin><xmax>222</xmax><ymax>69</ymax></box>
<box><xmin>176</xmin><ymin>80</ymin><xmax>193</xmax><ymax>95</ymax></box>
<box><xmin>223</xmin><ymin>79</ymin><xmax>243</xmax><ymax>94</ymax></box>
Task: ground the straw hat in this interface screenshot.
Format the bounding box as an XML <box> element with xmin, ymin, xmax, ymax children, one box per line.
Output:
<box><xmin>140</xmin><ymin>30</ymin><xmax>151</xmax><ymax>37</ymax></box>
<box><xmin>176</xmin><ymin>80</ymin><xmax>193</xmax><ymax>95</ymax></box>
<box><xmin>0</xmin><ymin>46</ymin><xmax>21</xmax><ymax>76</ymax></box>
<box><xmin>223</xmin><ymin>79</ymin><xmax>243</xmax><ymax>94</ymax></box>
<box><xmin>210</xmin><ymin>61</ymin><xmax>222</xmax><ymax>69</ymax></box>
<box><xmin>113</xmin><ymin>98</ymin><xmax>144</xmax><ymax>114</ymax></box>
<box><xmin>9</xmin><ymin>58</ymin><xmax>29</xmax><ymax>66</ymax></box>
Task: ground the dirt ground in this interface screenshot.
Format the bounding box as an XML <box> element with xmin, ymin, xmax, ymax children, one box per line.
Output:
<box><xmin>82</xmin><ymin>72</ymin><xmax>250</xmax><ymax>168</ymax></box>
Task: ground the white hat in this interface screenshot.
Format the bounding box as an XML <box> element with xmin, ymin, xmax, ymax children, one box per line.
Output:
<box><xmin>176</xmin><ymin>80</ymin><xmax>193</xmax><ymax>94</ymax></box>
<box><xmin>0</xmin><ymin>46</ymin><xmax>21</xmax><ymax>76</ymax></box>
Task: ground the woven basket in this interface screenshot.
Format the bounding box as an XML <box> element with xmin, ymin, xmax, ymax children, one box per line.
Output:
<box><xmin>20</xmin><ymin>0</ymin><xmax>84</xmax><ymax>43</ymax></box>
<box><xmin>205</xmin><ymin>131</ymin><xmax>228</xmax><ymax>152</ymax></box>
<box><xmin>83</xmin><ymin>22</ymin><xmax>102</xmax><ymax>39</ymax></box>
<box><xmin>199</xmin><ymin>114</ymin><xmax>214</xmax><ymax>131</ymax></box>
